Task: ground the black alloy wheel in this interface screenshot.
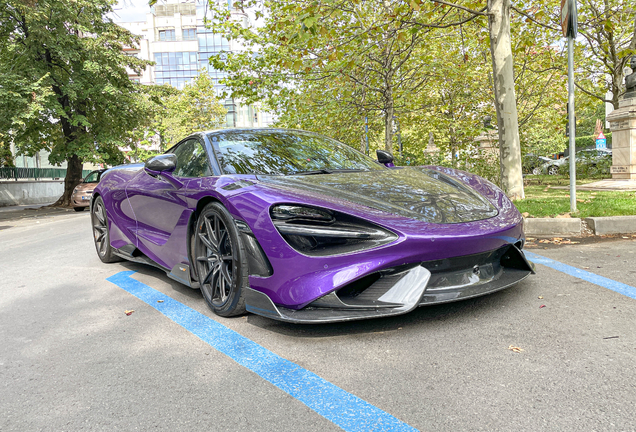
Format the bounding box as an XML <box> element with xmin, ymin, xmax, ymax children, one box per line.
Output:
<box><xmin>194</xmin><ymin>202</ymin><xmax>247</xmax><ymax>317</ymax></box>
<box><xmin>91</xmin><ymin>196</ymin><xmax>121</xmax><ymax>263</ymax></box>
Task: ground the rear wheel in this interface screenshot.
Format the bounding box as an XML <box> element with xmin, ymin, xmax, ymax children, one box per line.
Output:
<box><xmin>548</xmin><ymin>165</ymin><xmax>558</xmax><ymax>175</ymax></box>
<box><xmin>91</xmin><ymin>196</ymin><xmax>122</xmax><ymax>263</ymax></box>
<box><xmin>194</xmin><ymin>202</ymin><xmax>247</xmax><ymax>317</ymax></box>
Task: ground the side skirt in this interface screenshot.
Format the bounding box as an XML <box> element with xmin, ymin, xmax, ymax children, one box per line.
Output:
<box><xmin>113</xmin><ymin>245</ymin><xmax>200</xmax><ymax>289</ymax></box>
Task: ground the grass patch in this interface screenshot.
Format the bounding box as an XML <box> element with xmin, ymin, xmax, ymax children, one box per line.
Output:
<box><xmin>515</xmin><ymin>184</ymin><xmax>636</xmax><ymax>218</ymax></box>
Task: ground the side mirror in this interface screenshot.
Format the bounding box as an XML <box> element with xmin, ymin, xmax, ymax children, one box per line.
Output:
<box><xmin>145</xmin><ymin>154</ymin><xmax>177</xmax><ymax>173</ymax></box>
<box><xmin>376</xmin><ymin>150</ymin><xmax>395</xmax><ymax>167</ymax></box>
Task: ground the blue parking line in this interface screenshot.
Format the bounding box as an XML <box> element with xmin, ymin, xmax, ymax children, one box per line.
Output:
<box><xmin>524</xmin><ymin>251</ymin><xmax>636</xmax><ymax>300</ymax></box>
<box><xmin>107</xmin><ymin>271</ymin><xmax>418</xmax><ymax>432</ymax></box>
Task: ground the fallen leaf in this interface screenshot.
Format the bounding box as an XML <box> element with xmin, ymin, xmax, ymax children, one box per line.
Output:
<box><xmin>552</xmin><ymin>237</ymin><xmax>563</xmax><ymax>241</ymax></box>
<box><xmin>623</xmin><ymin>236</ymin><xmax>629</xmax><ymax>239</ymax></box>
<box><xmin>539</xmin><ymin>304</ymin><xmax>546</xmax><ymax>309</ymax></box>
<box><xmin>538</xmin><ymin>296</ymin><xmax>544</xmax><ymax>299</ymax></box>
<box><xmin>157</xmin><ymin>300</ymin><xmax>164</xmax><ymax>303</ymax></box>
<box><xmin>583</xmin><ymin>266</ymin><xmax>590</xmax><ymax>269</ymax></box>
<box><xmin>522</xmin><ymin>212</ymin><xmax>530</xmax><ymax>217</ymax></box>
<box><xmin>539</xmin><ymin>239</ymin><xmax>551</xmax><ymax>243</ymax></box>
<box><xmin>576</xmin><ymin>199</ymin><xmax>584</xmax><ymax>203</ymax></box>
<box><xmin>125</xmin><ymin>310</ymin><xmax>135</xmax><ymax>316</ymax></box>
<box><xmin>508</xmin><ymin>345</ymin><xmax>524</xmax><ymax>353</ymax></box>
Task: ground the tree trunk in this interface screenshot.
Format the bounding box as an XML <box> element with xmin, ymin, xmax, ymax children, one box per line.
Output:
<box><xmin>54</xmin><ymin>154</ymin><xmax>83</xmax><ymax>207</ymax></box>
<box><xmin>384</xmin><ymin>102</ymin><xmax>394</xmax><ymax>154</ymax></box>
<box><xmin>488</xmin><ymin>0</ymin><xmax>524</xmax><ymax>200</ymax></box>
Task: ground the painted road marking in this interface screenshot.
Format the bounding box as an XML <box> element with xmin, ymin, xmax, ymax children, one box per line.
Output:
<box><xmin>107</xmin><ymin>271</ymin><xmax>418</xmax><ymax>432</ymax></box>
<box><xmin>525</xmin><ymin>251</ymin><xmax>636</xmax><ymax>300</ymax></box>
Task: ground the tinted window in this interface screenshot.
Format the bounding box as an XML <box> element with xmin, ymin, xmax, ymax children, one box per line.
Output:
<box><xmin>84</xmin><ymin>171</ymin><xmax>100</xmax><ymax>183</ymax></box>
<box><xmin>208</xmin><ymin>130</ymin><xmax>384</xmax><ymax>175</ymax></box>
<box><xmin>172</xmin><ymin>139</ymin><xmax>212</xmax><ymax>178</ymax></box>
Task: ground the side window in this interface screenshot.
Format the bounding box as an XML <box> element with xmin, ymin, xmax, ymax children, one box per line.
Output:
<box><xmin>84</xmin><ymin>171</ymin><xmax>99</xmax><ymax>183</ymax></box>
<box><xmin>172</xmin><ymin>139</ymin><xmax>212</xmax><ymax>178</ymax></box>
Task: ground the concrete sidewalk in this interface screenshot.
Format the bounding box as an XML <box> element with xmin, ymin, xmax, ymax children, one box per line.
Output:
<box><xmin>551</xmin><ymin>178</ymin><xmax>636</xmax><ymax>191</ymax></box>
<box><xmin>0</xmin><ymin>202</ymin><xmax>55</xmax><ymax>213</ymax></box>
<box><xmin>0</xmin><ymin>203</ymin><xmax>81</xmax><ymax>224</ymax></box>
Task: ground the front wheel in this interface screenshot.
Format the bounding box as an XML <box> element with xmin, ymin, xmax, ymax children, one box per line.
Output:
<box><xmin>194</xmin><ymin>202</ymin><xmax>248</xmax><ymax>317</ymax></box>
<box><xmin>532</xmin><ymin>167</ymin><xmax>541</xmax><ymax>175</ymax></box>
<box><xmin>548</xmin><ymin>165</ymin><xmax>558</xmax><ymax>175</ymax></box>
<box><xmin>91</xmin><ymin>196</ymin><xmax>122</xmax><ymax>263</ymax></box>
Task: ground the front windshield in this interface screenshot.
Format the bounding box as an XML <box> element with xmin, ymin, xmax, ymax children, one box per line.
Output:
<box><xmin>208</xmin><ymin>130</ymin><xmax>384</xmax><ymax>175</ymax></box>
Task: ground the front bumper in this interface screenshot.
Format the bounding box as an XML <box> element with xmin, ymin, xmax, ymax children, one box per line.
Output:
<box><xmin>72</xmin><ymin>194</ymin><xmax>92</xmax><ymax>207</ymax></box>
<box><xmin>244</xmin><ymin>244</ymin><xmax>535</xmax><ymax>323</ymax></box>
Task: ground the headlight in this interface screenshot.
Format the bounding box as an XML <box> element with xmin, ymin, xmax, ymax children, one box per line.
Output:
<box><xmin>270</xmin><ymin>204</ymin><xmax>398</xmax><ymax>256</ymax></box>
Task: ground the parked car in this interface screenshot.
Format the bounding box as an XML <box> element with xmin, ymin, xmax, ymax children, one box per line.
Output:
<box><xmin>72</xmin><ymin>169</ymin><xmax>106</xmax><ymax>211</ymax></box>
<box><xmin>542</xmin><ymin>148</ymin><xmax>612</xmax><ymax>175</ymax></box>
<box><xmin>523</xmin><ymin>154</ymin><xmax>553</xmax><ymax>175</ymax></box>
<box><xmin>91</xmin><ymin>128</ymin><xmax>534</xmax><ymax>323</ymax></box>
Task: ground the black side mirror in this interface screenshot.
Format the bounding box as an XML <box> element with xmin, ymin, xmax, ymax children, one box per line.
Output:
<box><xmin>376</xmin><ymin>150</ymin><xmax>394</xmax><ymax>166</ymax></box>
<box><xmin>145</xmin><ymin>154</ymin><xmax>177</xmax><ymax>173</ymax></box>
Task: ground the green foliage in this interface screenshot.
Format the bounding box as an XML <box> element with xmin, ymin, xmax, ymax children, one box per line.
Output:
<box><xmin>1</xmin><ymin>0</ymin><xmax>158</xmax><ymax>204</ymax></box>
<box><xmin>573</xmin><ymin>0</ymin><xmax>636</xmax><ymax>109</ymax></box>
<box><xmin>160</xmin><ymin>73</ymin><xmax>227</xmax><ymax>148</ymax></box>
<box><xmin>556</xmin><ymin>154</ymin><xmax>612</xmax><ymax>179</ymax></box>
<box><xmin>1</xmin><ymin>0</ymin><xmax>154</xmax><ymax>165</ymax></box>
<box><xmin>571</xmin><ymin>133</ymin><xmax>612</xmax><ymax>150</ymax></box>
<box><xmin>0</xmin><ymin>143</ymin><xmax>14</xmax><ymax>167</ymax></box>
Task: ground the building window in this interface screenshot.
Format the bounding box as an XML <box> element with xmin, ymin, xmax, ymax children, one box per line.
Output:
<box><xmin>153</xmin><ymin>51</ymin><xmax>199</xmax><ymax>89</ymax></box>
<box><xmin>159</xmin><ymin>29</ymin><xmax>176</xmax><ymax>41</ymax></box>
<box><xmin>183</xmin><ymin>28</ymin><xmax>197</xmax><ymax>40</ymax></box>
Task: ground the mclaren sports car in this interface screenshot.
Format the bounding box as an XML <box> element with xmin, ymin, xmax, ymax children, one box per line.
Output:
<box><xmin>91</xmin><ymin>128</ymin><xmax>535</xmax><ymax>323</ymax></box>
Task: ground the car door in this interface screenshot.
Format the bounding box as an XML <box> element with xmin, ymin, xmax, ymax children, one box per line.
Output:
<box><xmin>125</xmin><ymin>137</ymin><xmax>213</xmax><ymax>270</ymax></box>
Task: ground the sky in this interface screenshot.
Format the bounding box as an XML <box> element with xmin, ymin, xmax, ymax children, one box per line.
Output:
<box><xmin>111</xmin><ymin>0</ymin><xmax>152</xmax><ymax>23</ymax></box>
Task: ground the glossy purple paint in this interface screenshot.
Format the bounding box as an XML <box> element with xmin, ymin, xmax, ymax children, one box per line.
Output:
<box><xmin>94</xmin><ymin>131</ymin><xmax>525</xmax><ymax>311</ymax></box>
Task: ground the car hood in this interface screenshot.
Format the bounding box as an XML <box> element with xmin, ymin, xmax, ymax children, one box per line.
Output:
<box><xmin>256</xmin><ymin>167</ymin><xmax>498</xmax><ymax>224</ymax></box>
<box><xmin>73</xmin><ymin>182</ymin><xmax>97</xmax><ymax>193</ymax></box>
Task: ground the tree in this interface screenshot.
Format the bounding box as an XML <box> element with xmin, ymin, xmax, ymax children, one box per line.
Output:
<box><xmin>575</xmin><ymin>0</ymin><xmax>636</xmax><ymax>109</ymax></box>
<box><xmin>207</xmin><ymin>0</ymin><xmax>528</xmax><ymax>199</ymax></box>
<box><xmin>0</xmin><ymin>73</ymin><xmax>52</xmax><ymax>167</ymax></box>
<box><xmin>208</xmin><ymin>0</ymin><xmax>435</xmax><ymax>154</ymax></box>
<box><xmin>1</xmin><ymin>0</ymin><xmax>153</xmax><ymax>205</ymax></box>
<box><xmin>160</xmin><ymin>73</ymin><xmax>228</xmax><ymax>148</ymax></box>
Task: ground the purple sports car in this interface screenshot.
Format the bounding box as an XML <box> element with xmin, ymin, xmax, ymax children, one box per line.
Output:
<box><xmin>91</xmin><ymin>128</ymin><xmax>534</xmax><ymax>323</ymax></box>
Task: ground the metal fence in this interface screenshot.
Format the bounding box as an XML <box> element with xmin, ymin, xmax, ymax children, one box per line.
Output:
<box><xmin>0</xmin><ymin>167</ymin><xmax>92</xmax><ymax>181</ymax></box>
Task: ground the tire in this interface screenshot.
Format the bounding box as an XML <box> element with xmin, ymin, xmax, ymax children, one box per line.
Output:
<box><xmin>74</xmin><ymin>207</ymin><xmax>86</xmax><ymax>212</ymax></box>
<box><xmin>532</xmin><ymin>167</ymin><xmax>541</xmax><ymax>175</ymax></box>
<box><xmin>194</xmin><ymin>202</ymin><xmax>247</xmax><ymax>317</ymax></box>
<box><xmin>91</xmin><ymin>196</ymin><xmax>122</xmax><ymax>263</ymax></box>
<box><xmin>548</xmin><ymin>165</ymin><xmax>558</xmax><ymax>175</ymax></box>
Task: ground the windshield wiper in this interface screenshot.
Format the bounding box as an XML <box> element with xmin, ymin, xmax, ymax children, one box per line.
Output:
<box><xmin>292</xmin><ymin>169</ymin><xmax>332</xmax><ymax>175</ymax></box>
<box><xmin>292</xmin><ymin>168</ymin><xmax>367</xmax><ymax>175</ymax></box>
<box><xmin>325</xmin><ymin>168</ymin><xmax>366</xmax><ymax>173</ymax></box>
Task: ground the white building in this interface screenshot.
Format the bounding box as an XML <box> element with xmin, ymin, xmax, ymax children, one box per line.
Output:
<box><xmin>120</xmin><ymin>0</ymin><xmax>274</xmax><ymax>128</ymax></box>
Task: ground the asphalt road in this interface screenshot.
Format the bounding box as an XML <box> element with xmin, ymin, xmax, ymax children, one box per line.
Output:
<box><xmin>1</xmin><ymin>210</ymin><xmax>635</xmax><ymax>431</ymax></box>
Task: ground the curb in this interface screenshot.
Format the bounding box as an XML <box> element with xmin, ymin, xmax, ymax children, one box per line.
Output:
<box><xmin>524</xmin><ymin>216</ymin><xmax>636</xmax><ymax>237</ymax></box>
<box><xmin>583</xmin><ymin>216</ymin><xmax>636</xmax><ymax>235</ymax></box>
<box><xmin>524</xmin><ymin>218</ymin><xmax>582</xmax><ymax>236</ymax></box>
